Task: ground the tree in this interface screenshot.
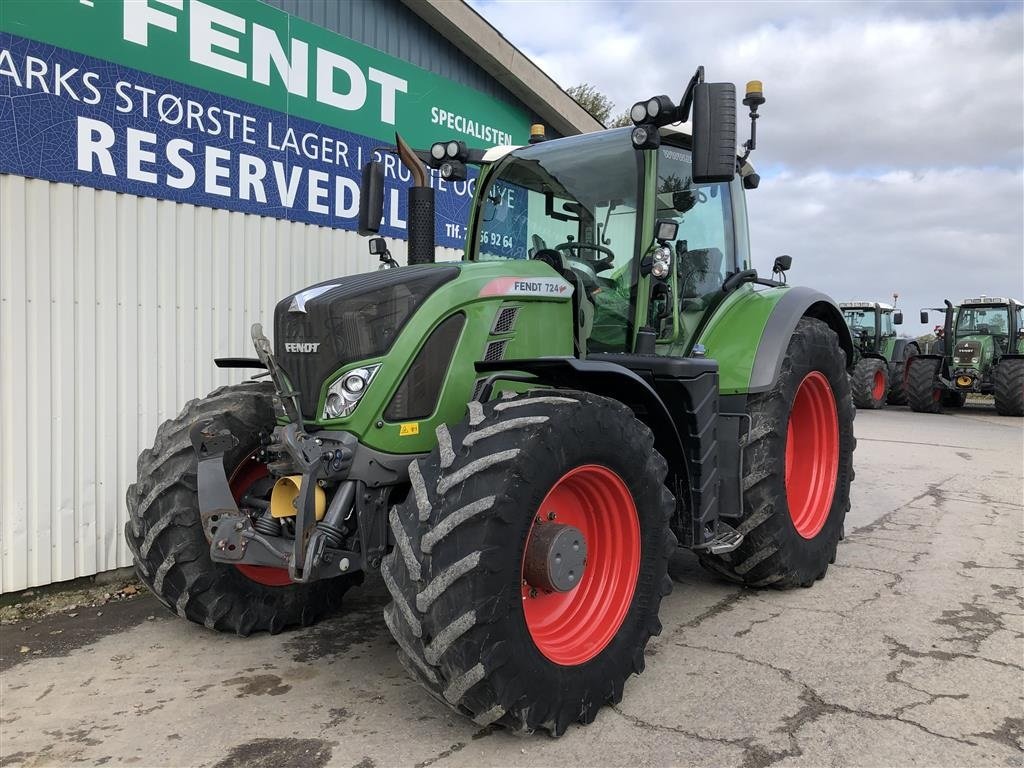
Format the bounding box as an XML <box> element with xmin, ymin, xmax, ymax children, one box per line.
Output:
<box><xmin>608</xmin><ymin>111</ymin><xmax>633</xmax><ymax>128</ymax></box>
<box><xmin>566</xmin><ymin>83</ymin><xmax>616</xmax><ymax>125</ymax></box>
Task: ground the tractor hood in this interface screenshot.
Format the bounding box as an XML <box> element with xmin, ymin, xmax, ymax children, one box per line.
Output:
<box><xmin>274</xmin><ymin>265</ymin><xmax>461</xmax><ymax>418</ymax></box>
<box><xmin>952</xmin><ymin>336</ymin><xmax>992</xmax><ymax>368</ymax></box>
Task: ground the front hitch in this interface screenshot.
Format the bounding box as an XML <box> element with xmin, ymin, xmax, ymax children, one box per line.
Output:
<box><xmin>190</xmin><ymin>420</ymin><xmax>291</xmax><ymax>569</ymax></box>
<box><xmin>189</xmin><ymin>419</ymin><xmax>361</xmax><ymax>582</ymax></box>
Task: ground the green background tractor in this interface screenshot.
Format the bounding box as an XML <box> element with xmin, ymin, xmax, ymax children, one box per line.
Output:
<box><xmin>125</xmin><ymin>73</ymin><xmax>856</xmax><ymax>735</ymax></box>
<box><xmin>909</xmin><ymin>297</ymin><xmax>1024</xmax><ymax>415</ymax></box>
<box><xmin>840</xmin><ymin>301</ymin><xmax>919</xmax><ymax>409</ymax></box>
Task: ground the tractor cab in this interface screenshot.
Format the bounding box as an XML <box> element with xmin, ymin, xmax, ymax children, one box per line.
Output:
<box><xmin>839</xmin><ymin>301</ymin><xmax>903</xmax><ymax>360</ymax></box>
<box><xmin>953</xmin><ymin>298</ymin><xmax>1022</xmax><ymax>359</ymax></box>
<box><xmin>470</xmin><ymin>128</ymin><xmax>751</xmax><ymax>357</ymax></box>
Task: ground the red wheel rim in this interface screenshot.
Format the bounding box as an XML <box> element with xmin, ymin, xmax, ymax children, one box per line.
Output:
<box><xmin>521</xmin><ymin>465</ymin><xmax>640</xmax><ymax>666</ymax></box>
<box><xmin>871</xmin><ymin>370</ymin><xmax>885</xmax><ymax>400</ymax></box>
<box><xmin>227</xmin><ymin>456</ymin><xmax>292</xmax><ymax>587</ymax></box>
<box><xmin>785</xmin><ymin>372</ymin><xmax>839</xmax><ymax>539</ymax></box>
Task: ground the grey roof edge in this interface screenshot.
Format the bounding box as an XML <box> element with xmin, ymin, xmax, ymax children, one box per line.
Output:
<box><xmin>400</xmin><ymin>0</ymin><xmax>604</xmax><ymax>137</ymax></box>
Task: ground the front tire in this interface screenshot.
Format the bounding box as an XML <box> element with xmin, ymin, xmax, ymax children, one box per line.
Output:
<box><xmin>381</xmin><ymin>390</ymin><xmax>675</xmax><ymax>735</ymax></box>
<box><xmin>906</xmin><ymin>357</ymin><xmax>943</xmax><ymax>413</ymax></box>
<box><xmin>994</xmin><ymin>358</ymin><xmax>1024</xmax><ymax>416</ymax></box>
<box><xmin>124</xmin><ymin>382</ymin><xmax>355</xmax><ymax>635</ymax></box>
<box><xmin>699</xmin><ymin>318</ymin><xmax>853</xmax><ymax>588</ymax></box>
<box><xmin>851</xmin><ymin>358</ymin><xmax>888</xmax><ymax>409</ymax></box>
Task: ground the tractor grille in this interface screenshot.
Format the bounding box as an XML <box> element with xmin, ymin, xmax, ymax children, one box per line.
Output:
<box><xmin>491</xmin><ymin>305</ymin><xmax>520</xmax><ymax>335</ymax></box>
<box><xmin>483</xmin><ymin>339</ymin><xmax>509</xmax><ymax>362</ymax></box>
<box><xmin>384</xmin><ymin>313</ymin><xmax>466</xmax><ymax>422</ymax></box>
<box><xmin>274</xmin><ymin>265</ymin><xmax>459</xmax><ymax>418</ymax></box>
<box><xmin>954</xmin><ymin>340</ymin><xmax>981</xmax><ymax>367</ymax></box>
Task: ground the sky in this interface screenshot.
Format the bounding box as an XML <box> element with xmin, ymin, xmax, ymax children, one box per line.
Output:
<box><xmin>470</xmin><ymin>0</ymin><xmax>1024</xmax><ymax>335</ymax></box>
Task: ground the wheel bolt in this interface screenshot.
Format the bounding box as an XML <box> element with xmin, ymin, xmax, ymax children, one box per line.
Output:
<box><xmin>529</xmin><ymin>588</ymin><xmax>537</xmax><ymax>598</ymax></box>
<box><xmin>547</xmin><ymin>512</ymin><xmax>557</xmax><ymax>521</ymax></box>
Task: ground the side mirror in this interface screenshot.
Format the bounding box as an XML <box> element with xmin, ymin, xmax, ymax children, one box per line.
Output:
<box><xmin>691</xmin><ymin>82</ymin><xmax>737</xmax><ymax>184</ymax></box>
<box><xmin>920</xmin><ymin>310</ymin><xmax>929</xmax><ymax>324</ymax></box>
<box><xmin>357</xmin><ymin>161</ymin><xmax>385</xmax><ymax>235</ymax></box>
<box><xmin>894</xmin><ymin>311</ymin><xmax>903</xmax><ymax>325</ymax></box>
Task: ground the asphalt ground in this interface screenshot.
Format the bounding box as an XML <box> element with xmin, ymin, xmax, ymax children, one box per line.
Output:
<box><xmin>1</xmin><ymin>404</ymin><xmax>1022</xmax><ymax>767</ymax></box>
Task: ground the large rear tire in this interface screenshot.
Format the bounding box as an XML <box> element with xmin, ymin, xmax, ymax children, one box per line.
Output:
<box><xmin>124</xmin><ymin>382</ymin><xmax>355</xmax><ymax>635</ymax></box>
<box><xmin>851</xmin><ymin>358</ymin><xmax>888</xmax><ymax>409</ymax></box>
<box><xmin>886</xmin><ymin>343</ymin><xmax>918</xmax><ymax>405</ymax></box>
<box><xmin>698</xmin><ymin>318</ymin><xmax>853</xmax><ymax>588</ymax></box>
<box><xmin>994</xmin><ymin>358</ymin><xmax>1024</xmax><ymax>416</ymax></box>
<box><xmin>906</xmin><ymin>357</ymin><xmax>943</xmax><ymax>413</ymax></box>
<box><xmin>381</xmin><ymin>390</ymin><xmax>675</xmax><ymax>735</ymax></box>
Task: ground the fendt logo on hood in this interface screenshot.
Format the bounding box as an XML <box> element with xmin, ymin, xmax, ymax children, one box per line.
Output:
<box><xmin>285</xmin><ymin>342</ymin><xmax>321</xmax><ymax>353</ymax></box>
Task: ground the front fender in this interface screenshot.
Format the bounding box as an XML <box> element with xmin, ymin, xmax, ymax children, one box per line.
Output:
<box><xmin>699</xmin><ymin>284</ymin><xmax>853</xmax><ymax>395</ymax></box>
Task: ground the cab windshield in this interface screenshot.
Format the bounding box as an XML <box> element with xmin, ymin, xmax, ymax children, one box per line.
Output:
<box><xmin>956</xmin><ymin>306</ymin><xmax>1009</xmax><ymax>336</ymax></box>
<box><xmin>843</xmin><ymin>309</ymin><xmax>877</xmax><ymax>335</ymax></box>
<box><xmin>475</xmin><ymin>129</ymin><xmax>642</xmax><ymax>352</ymax></box>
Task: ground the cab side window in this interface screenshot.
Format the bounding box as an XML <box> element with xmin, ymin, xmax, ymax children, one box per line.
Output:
<box><xmin>656</xmin><ymin>145</ymin><xmax>735</xmax><ymax>305</ymax></box>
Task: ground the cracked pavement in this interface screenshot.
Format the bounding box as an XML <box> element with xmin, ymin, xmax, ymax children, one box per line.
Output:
<box><xmin>1</xmin><ymin>406</ymin><xmax>1022</xmax><ymax>767</ymax></box>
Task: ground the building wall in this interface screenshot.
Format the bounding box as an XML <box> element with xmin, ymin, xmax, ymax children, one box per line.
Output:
<box><xmin>0</xmin><ymin>174</ymin><xmax>459</xmax><ymax>592</ymax></box>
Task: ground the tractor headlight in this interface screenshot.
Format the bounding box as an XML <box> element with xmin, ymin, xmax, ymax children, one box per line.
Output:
<box><xmin>430</xmin><ymin>143</ymin><xmax>446</xmax><ymax>161</ymax></box>
<box><xmin>323</xmin><ymin>365</ymin><xmax>380</xmax><ymax>419</ymax></box>
<box><xmin>631</xmin><ymin>124</ymin><xmax>661</xmax><ymax>150</ymax></box>
<box><xmin>630</xmin><ymin>102</ymin><xmax>648</xmax><ymax>124</ymax></box>
<box><xmin>651</xmin><ymin>246</ymin><xmax>672</xmax><ymax>279</ymax></box>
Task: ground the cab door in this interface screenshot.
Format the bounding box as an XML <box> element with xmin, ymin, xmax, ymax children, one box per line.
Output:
<box><xmin>650</xmin><ymin>141</ymin><xmax>747</xmax><ymax>356</ymax></box>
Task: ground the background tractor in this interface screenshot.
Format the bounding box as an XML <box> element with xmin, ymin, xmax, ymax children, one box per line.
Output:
<box><xmin>909</xmin><ymin>297</ymin><xmax>1024</xmax><ymax>415</ymax></box>
<box><xmin>125</xmin><ymin>71</ymin><xmax>856</xmax><ymax>735</ymax></box>
<box><xmin>840</xmin><ymin>301</ymin><xmax>918</xmax><ymax>409</ymax></box>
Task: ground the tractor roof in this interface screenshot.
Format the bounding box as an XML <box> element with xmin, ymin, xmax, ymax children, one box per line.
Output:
<box><xmin>479</xmin><ymin>125</ymin><xmax>757</xmax><ymax>175</ymax></box>
<box><xmin>959</xmin><ymin>297</ymin><xmax>1021</xmax><ymax>307</ymax></box>
<box><xmin>840</xmin><ymin>301</ymin><xmax>895</xmax><ymax>311</ymax></box>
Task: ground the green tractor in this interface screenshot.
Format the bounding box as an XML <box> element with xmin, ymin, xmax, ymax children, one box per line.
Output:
<box><xmin>840</xmin><ymin>301</ymin><xmax>919</xmax><ymax>409</ymax></box>
<box><xmin>909</xmin><ymin>297</ymin><xmax>1024</xmax><ymax>415</ymax></box>
<box><xmin>125</xmin><ymin>72</ymin><xmax>855</xmax><ymax>735</ymax></box>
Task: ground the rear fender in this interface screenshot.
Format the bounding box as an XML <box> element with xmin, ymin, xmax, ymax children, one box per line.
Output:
<box><xmin>700</xmin><ymin>285</ymin><xmax>853</xmax><ymax>395</ymax></box>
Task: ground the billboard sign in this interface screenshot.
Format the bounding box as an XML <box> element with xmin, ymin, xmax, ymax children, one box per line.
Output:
<box><xmin>0</xmin><ymin>0</ymin><xmax>531</xmax><ymax>249</ymax></box>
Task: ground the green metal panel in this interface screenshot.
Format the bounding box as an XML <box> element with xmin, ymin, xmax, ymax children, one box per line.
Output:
<box><xmin>696</xmin><ymin>283</ymin><xmax>789</xmax><ymax>394</ymax></box>
<box><xmin>307</xmin><ymin>260</ymin><xmax>574</xmax><ymax>453</ymax></box>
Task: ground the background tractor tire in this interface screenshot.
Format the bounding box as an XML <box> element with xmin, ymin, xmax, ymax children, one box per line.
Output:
<box><xmin>886</xmin><ymin>343</ymin><xmax>918</xmax><ymax>406</ymax></box>
<box><xmin>941</xmin><ymin>390</ymin><xmax>967</xmax><ymax>409</ymax></box>
<box><xmin>906</xmin><ymin>358</ymin><xmax>943</xmax><ymax>413</ymax></box>
<box><xmin>381</xmin><ymin>390</ymin><xmax>675</xmax><ymax>736</ymax></box>
<box><xmin>698</xmin><ymin>318</ymin><xmax>853</xmax><ymax>588</ymax></box>
<box><xmin>125</xmin><ymin>382</ymin><xmax>355</xmax><ymax>635</ymax></box>
<box><xmin>851</xmin><ymin>358</ymin><xmax>888</xmax><ymax>409</ymax></box>
<box><xmin>994</xmin><ymin>358</ymin><xmax>1024</xmax><ymax>416</ymax></box>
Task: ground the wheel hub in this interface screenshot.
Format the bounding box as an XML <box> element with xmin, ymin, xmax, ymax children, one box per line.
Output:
<box><xmin>523</xmin><ymin>522</ymin><xmax>587</xmax><ymax>593</ymax></box>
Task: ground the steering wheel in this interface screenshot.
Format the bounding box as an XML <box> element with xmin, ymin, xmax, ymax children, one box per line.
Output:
<box><xmin>555</xmin><ymin>242</ymin><xmax>615</xmax><ymax>273</ymax></box>
<box><xmin>530</xmin><ymin>248</ymin><xmax>602</xmax><ymax>297</ymax></box>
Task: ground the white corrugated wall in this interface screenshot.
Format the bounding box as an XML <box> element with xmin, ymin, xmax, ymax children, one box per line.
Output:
<box><xmin>0</xmin><ymin>175</ymin><xmax>460</xmax><ymax>593</ymax></box>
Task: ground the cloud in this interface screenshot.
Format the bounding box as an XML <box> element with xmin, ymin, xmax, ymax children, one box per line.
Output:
<box><xmin>471</xmin><ymin>1</ymin><xmax>1023</xmax><ymax>336</ymax></box>
<box><xmin>748</xmin><ymin>166</ymin><xmax>1024</xmax><ymax>334</ymax></box>
<box><xmin>474</xmin><ymin>1</ymin><xmax>1024</xmax><ymax>172</ymax></box>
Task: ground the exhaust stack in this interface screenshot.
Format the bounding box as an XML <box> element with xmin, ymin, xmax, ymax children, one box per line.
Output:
<box><xmin>396</xmin><ymin>133</ymin><xmax>436</xmax><ymax>265</ymax></box>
